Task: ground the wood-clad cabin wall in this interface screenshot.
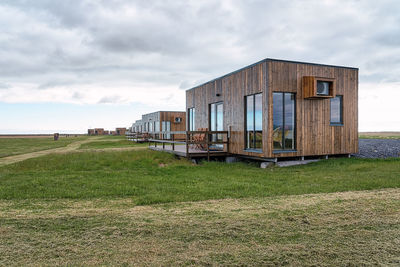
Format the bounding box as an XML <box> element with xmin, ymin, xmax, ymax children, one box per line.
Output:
<box><xmin>186</xmin><ymin>62</ymin><xmax>268</xmax><ymax>157</ymax></box>
<box><xmin>159</xmin><ymin>111</ymin><xmax>186</xmax><ymax>132</ymax></box>
<box><xmin>267</xmin><ymin>61</ymin><xmax>358</xmax><ymax>157</ymax></box>
<box><xmin>186</xmin><ymin>59</ymin><xmax>358</xmax><ymax>158</ymax></box>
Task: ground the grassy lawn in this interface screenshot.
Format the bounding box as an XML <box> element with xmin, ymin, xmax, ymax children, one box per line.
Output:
<box><xmin>0</xmin><ymin>144</ymin><xmax>399</xmax><ymax>265</ymax></box>
<box><xmin>0</xmin><ymin>150</ymin><xmax>399</xmax><ymax>203</ymax></box>
<box><xmin>79</xmin><ymin>139</ymin><xmax>148</xmax><ymax>149</ymax></box>
<box><xmin>0</xmin><ymin>136</ymin><xmax>89</xmax><ymax>158</ymax></box>
<box><xmin>0</xmin><ymin>189</ymin><xmax>399</xmax><ymax>266</ymax></box>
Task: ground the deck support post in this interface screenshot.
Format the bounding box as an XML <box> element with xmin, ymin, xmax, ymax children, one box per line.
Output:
<box><xmin>207</xmin><ymin>131</ymin><xmax>210</xmax><ymax>162</ymax></box>
<box><xmin>186</xmin><ymin>132</ymin><xmax>189</xmax><ymax>156</ymax></box>
<box><xmin>325</xmin><ymin>155</ymin><xmax>329</xmax><ymax>160</ymax></box>
<box><xmin>172</xmin><ymin>134</ymin><xmax>175</xmax><ymax>151</ymax></box>
<box><xmin>227</xmin><ymin>126</ymin><xmax>231</xmax><ymax>153</ymax></box>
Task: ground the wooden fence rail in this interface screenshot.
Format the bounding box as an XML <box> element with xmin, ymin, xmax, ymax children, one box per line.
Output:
<box><xmin>127</xmin><ymin>130</ymin><xmax>230</xmax><ymax>161</ymax></box>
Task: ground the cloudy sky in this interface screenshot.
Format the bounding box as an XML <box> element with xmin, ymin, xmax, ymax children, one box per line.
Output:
<box><xmin>0</xmin><ymin>0</ymin><xmax>399</xmax><ymax>133</ymax></box>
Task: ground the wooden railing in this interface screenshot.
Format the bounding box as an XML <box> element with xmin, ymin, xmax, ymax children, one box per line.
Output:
<box><xmin>141</xmin><ymin>130</ymin><xmax>230</xmax><ymax>161</ymax></box>
<box><xmin>125</xmin><ymin>132</ymin><xmax>150</xmax><ymax>142</ymax></box>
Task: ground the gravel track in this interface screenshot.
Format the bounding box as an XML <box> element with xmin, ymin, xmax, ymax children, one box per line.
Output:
<box><xmin>355</xmin><ymin>139</ymin><xmax>400</xmax><ymax>158</ymax></box>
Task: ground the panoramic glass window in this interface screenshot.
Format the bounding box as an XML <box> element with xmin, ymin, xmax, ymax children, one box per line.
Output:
<box><xmin>245</xmin><ymin>93</ymin><xmax>262</xmax><ymax>150</ymax></box>
<box><xmin>273</xmin><ymin>92</ymin><xmax>296</xmax><ymax>151</ymax></box>
<box><xmin>330</xmin><ymin>95</ymin><xmax>343</xmax><ymax>125</ymax></box>
<box><xmin>209</xmin><ymin>102</ymin><xmax>223</xmax><ymax>148</ymax></box>
<box><xmin>188</xmin><ymin>108</ymin><xmax>195</xmax><ymax>131</ymax></box>
<box><xmin>162</xmin><ymin>121</ymin><xmax>171</xmax><ymax>139</ymax></box>
<box><xmin>155</xmin><ymin>121</ymin><xmax>160</xmax><ymax>138</ymax></box>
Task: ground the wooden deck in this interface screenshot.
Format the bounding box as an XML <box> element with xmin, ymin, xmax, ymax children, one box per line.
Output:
<box><xmin>149</xmin><ymin>144</ymin><xmax>228</xmax><ymax>158</ymax></box>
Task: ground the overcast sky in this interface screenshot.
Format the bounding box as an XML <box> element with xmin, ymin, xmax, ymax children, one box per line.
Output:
<box><xmin>0</xmin><ymin>0</ymin><xmax>399</xmax><ymax>133</ymax></box>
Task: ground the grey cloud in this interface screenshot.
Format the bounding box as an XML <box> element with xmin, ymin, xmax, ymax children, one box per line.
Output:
<box><xmin>72</xmin><ymin>91</ymin><xmax>84</xmax><ymax>100</ymax></box>
<box><xmin>97</xmin><ymin>95</ymin><xmax>124</xmax><ymax>104</ymax></box>
<box><xmin>1</xmin><ymin>0</ymin><xmax>400</xmax><ymax>104</ymax></box>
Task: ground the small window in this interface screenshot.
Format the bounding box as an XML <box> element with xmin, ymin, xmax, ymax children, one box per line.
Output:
<box><xmin>330</xmin><ymin>95</ymin><xmax>343</xmax><ymax>125</ymax></box>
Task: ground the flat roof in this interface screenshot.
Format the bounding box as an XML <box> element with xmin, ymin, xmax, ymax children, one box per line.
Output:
<box><xmin>186</xmin><ymin>58</ymin><xmax>358</xmax><ymax>91</ymax></box>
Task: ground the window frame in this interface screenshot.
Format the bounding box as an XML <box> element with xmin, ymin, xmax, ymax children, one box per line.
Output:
<box><xmin>244</xmin><ymin>93</ymin><xmax>263</xmax><ymax>152</ymax></box>
<box><xmin>272</xmin><ymin>92</ymin><xmax>297</xmax><ymax>153</ymax></box>
<box><xmin>330</xmin><ymin>95</ymin><xmax>343</xmax><ymax>126</ymax></box>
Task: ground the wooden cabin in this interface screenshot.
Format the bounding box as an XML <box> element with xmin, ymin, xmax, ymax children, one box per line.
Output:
<box><xmin>94</xmin><ymin>128</ymin><xmax>105</xmax><ymax>135</ymax></box>
<box><xmin>87</xmin><ymin>129</ymin><xmax>95</xmax><ymax>136</ymax></box>
<box><xmin>129</xmin><ymin>111</ymin><xmax>186</xmax><ymax>141</ymax></box>
<box><xmin>115</xmin><ymin>128</ymin><xmax>127</xmax><ymax>136</ymax></box>
<box><xmin>186</xmin><ymin>58</ymin><xmax>358</xmax><ymax>160</ymax></box>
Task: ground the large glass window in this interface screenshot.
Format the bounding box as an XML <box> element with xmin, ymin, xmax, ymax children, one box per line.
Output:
<box><xmin>155</xmin><ymin>121</ymin><xmax>160</xmax><ymax>139</ymax></box>
<box><xmin>330</xmin><ymin>95</ymin><xmax>343</xmax><ymax>125</ymax></box>
<box><xmin>273</xmin><ymin>92</ymin><xmax>296</xmax><ymax>151</ymax></box>
<box><xmin>209</xmin><ymin>102</ymin><xmax>223</xmax><ymax>149</ymax></box>
<box><xmin>188</xmin><ymin>108</ymin><xmax>195</xmax><ymax>131</ymax></box>
<box><xmin>162</xmin><ymin>121</ymin><xmax>171</xmax><ymax>139</ymax></box>
<box><xmin>245</xmin><ymin>93</ymin><xmax>262</xmax><ymax>150</ymax></box>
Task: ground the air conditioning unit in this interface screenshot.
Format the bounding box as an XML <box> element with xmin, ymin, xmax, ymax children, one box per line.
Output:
<box><xmin>174</xmin><ymin>117</ymin><xmax>182</xmax><ymax>123</ymax></box>
<box><xmin>317</xmin><ymin>81</ymin><xmax>330</xmax><ymax>96</ymax></box>
<box><xmin>303</xmin><ymin>76</ymin><xmax>336</xmax><ymax>99</ymax></box>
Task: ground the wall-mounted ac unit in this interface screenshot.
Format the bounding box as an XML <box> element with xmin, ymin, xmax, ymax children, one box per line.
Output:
<box><xmin>174</xmin><ymin>117</ymin><xmax>182</xmax><ymax>123</ymax></box>
<box><xmin>303</xmin><ymin>76</ymin><xmax>336</xmax><ymax>99</ymax></box>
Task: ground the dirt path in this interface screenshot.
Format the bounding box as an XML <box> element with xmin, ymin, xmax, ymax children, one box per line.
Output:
<box><xmin>0</xmin><ymin>137</ymin><xmax>136</xmax><ymax>166</ymax></box>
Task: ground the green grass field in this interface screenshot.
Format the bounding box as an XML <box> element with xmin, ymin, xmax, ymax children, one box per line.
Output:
<box><xmin>0</xmin><ymin>136</ymin><xmax>88</xmax><ymax>158</ymax></box>
<box><xmin>0</xmin><ymin>136</ymin><xmax>399</xmax><ymax>265</ymax></box>
<box><xmin>79</xmin><ymin>139</ymin><xmax>148</xmax><ymax>149</ymax></box>
<box><xmin>0</xmin><ymin>150</ymin><xmax>399</xmax><ymax>203</ymax></box>
<box><xmin>359</xmin><ymin>131</ymin><xmax>400</xmax><ymax>139</ymax></box>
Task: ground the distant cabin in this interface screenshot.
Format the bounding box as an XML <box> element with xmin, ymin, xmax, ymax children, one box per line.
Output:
<box><xmin>131</xmin><ymin>111</ymin><xmax>186</xmax><ymax>137</ymax></box>
<box><xmin>186</xmin><ymin>58</ymin><xmax>358</xmax><ymax>159</ymax></box>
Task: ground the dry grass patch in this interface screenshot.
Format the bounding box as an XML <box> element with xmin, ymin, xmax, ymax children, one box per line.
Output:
<box><xmin>0</xmin><ymin>189</ymin><xmax>399</xmax><ymax>266</ymax></box>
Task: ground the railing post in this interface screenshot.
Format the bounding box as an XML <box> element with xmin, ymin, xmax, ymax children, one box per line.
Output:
<box><xmin>172</xmin><ymin>133</ymin><xmax>175</xmax><ymax>151</ymax></box>
<box><xmin>207</xmin><ymin>131</ymin><xmax>210</xmax><ymax>162</ymax></box>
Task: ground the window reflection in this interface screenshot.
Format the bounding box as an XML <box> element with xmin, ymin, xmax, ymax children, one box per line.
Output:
<box><xmin>273</xmin><ymin>92</ymin><xmax>296</xmax><ymax>151</ymax></box>
<box><xmin>245</xmin><ymin>93</ymin><xmax>262</xmax><ymax>150</ymax></box>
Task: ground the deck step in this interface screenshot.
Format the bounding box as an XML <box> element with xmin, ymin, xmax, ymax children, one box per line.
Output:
<box><xmin>275</xmin><ymin>159</ymin><xmax>320</xmax><ymax>167</ymax></box>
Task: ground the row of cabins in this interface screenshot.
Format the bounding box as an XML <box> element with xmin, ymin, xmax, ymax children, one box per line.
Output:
<box><xmin>88</xmin><ymin>128</ymin><xmax>127</xmax><ymax>136</ymax></box>
<box><xmin>130</xmin><ymin>58</ymin><xmax>358</xmax><ymax>161</ymax></box>
<box><xmin>127</xmin><ymin>111</ymin><xmax>186</xmax><ymax>141</ymax></box>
